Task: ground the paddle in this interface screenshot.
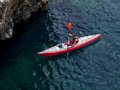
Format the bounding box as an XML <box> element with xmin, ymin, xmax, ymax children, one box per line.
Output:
<box><xmin>67</xmin><ymin>22</ymin><xmax>71</xmax><ymax>60</ymax></box>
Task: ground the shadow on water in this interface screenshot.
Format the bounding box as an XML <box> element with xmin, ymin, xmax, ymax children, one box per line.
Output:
<box><xmin>0</xmin><ymin>10</ymin><xmax>50</xmax><ymax>69</ymax></box>
<box><xmin>0</xmin><ymin>42</ymin><xmax>18</xmax><ymax>70</ymax></box>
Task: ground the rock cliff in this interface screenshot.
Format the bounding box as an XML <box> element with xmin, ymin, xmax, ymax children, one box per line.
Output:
<box><xmin>0</xmin><ymin>0</ymin><xmax>48</xmax><ymax>40</ymax></box>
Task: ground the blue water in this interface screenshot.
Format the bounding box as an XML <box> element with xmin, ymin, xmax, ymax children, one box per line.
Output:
<box><xmin>0</xmin><ymin>0</ymin><xmax>120</xmax><ymax>89</ymax></box>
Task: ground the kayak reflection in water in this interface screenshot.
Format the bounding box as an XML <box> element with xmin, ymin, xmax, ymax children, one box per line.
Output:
<box><xmin>67</xmin><ymin>33</ymin><xmax>79</xmax><ymax>48</ymax></box>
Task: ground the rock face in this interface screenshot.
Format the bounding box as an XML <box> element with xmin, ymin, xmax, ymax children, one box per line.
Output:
<box><xmin>0</xmin><ymin>0</ymin><xmax>48</xmax><ymax>40</ymax></box>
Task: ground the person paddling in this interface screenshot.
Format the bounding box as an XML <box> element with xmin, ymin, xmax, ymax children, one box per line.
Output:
<box><xmin>68</xmin><ymin>33</ymin><xmax>79</xmax><ymax>48</ymax></box>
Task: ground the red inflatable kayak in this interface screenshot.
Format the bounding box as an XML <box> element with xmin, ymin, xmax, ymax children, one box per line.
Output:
<box><xmin>38</xmin><ymin>34</ymin><xmax>101</xmax><ymax>57</ymax></box>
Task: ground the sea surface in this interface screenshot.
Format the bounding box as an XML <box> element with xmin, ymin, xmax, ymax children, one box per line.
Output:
<box><xmin>0</xmin><ymin>0</ymin><xmax>120</xmax><ymax>90</ymax></box>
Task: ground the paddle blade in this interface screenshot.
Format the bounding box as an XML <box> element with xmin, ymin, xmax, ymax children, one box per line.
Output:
<box><xmin>68</xmin><ymin>22</ymin><xmax>71</xmax><ymax>30</ymax></box>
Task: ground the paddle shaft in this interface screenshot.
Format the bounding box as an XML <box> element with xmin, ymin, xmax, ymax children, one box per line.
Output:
<box><xmin>67</xmin><ymin>22</ymin><xmax>71</xmax><ymax>60</ymax></box>
<box><xmin>67</xmin><ymin>36</ymin><xmax>69</xmax><ymax>59</ymax></box>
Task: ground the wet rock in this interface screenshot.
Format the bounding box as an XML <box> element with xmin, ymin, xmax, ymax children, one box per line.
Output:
<box><xmin>0</xmin><ymin>0</ymin><xmax>48</xmax><ymax>40</ymax></box>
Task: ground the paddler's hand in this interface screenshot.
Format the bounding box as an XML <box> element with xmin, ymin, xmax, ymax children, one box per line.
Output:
<box><xmin>68</xmin><ymin>33</ymin><xmax>72</xmax><ymax>36</ymax></box>
<box><xmin>68</xmin><ymin>46</ymin><xmax>72</xmax><ymax>48</ymax></box>
<box><xmin>68</xmin><ymin>46</ymin><xmax>71</xmax><ymax>48</ymax></box>
<box><xmin>68</xmin><ymin>45</ymin><xmax>74</xmax><ymax>48</ymax></box>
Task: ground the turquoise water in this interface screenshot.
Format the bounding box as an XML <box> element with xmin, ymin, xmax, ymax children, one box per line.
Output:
<box><xmin>0</xmin><ymin>0</ymin><xmax>120</xmax><ymax>89</ymax></box>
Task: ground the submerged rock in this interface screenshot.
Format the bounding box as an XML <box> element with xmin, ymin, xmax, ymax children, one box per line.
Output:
<box><xmin>0</xmin><ymin>0</ymin><xmax>48</xmax><ymax>40</ymax></box>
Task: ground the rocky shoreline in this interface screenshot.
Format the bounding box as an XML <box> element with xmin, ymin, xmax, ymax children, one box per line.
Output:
<box><xmin>0</xmin><ymin>0</ymin><xmax>48</xmax><ymax>40</ymax></box>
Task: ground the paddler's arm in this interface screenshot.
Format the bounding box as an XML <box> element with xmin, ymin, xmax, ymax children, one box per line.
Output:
<box><xmin>68</xmin><ymin>39</ymin><xmax>77</xmax><ymax>48</ymax></box>
<box><xmin>68</xmin><ymin>33</ymin><xmax>73</xmax><ymax>37</ymax></box>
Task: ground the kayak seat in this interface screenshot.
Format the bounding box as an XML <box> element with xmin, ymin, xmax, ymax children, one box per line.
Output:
<box><xmin>58</xmin><ymin>44</ymin><xmax>62</xmax><ymax>48</ymax></box>
<box><xmin>66</xmin><ymin>39</ymin><xmax>79</xmax><ymax>46</ymax></box>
